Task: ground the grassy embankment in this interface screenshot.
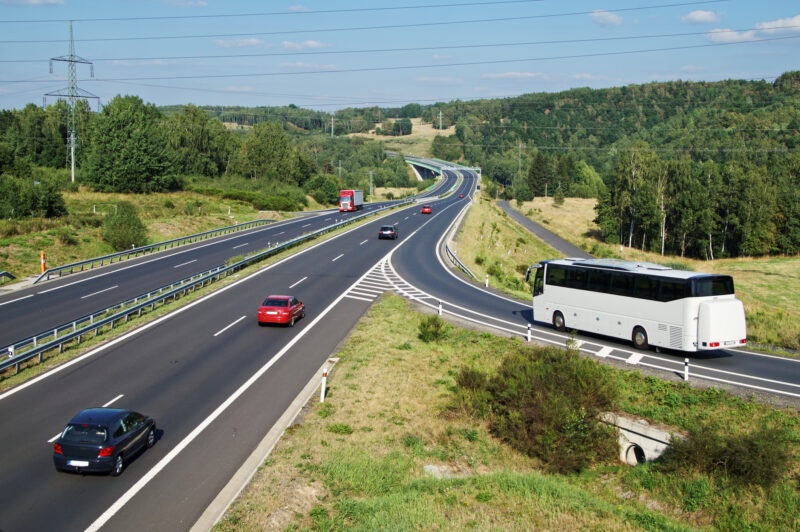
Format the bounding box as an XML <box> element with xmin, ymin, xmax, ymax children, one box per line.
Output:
<box><xmin>215</xmin><ymin>292</ymin><xmax>800</xmax><ymax>530</ymax></box>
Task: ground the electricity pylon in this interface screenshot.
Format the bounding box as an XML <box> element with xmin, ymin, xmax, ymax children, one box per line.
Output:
<box><xmin>46</xmin><ymin>21</ymin><xmax>99</xmax><ymax>184</ymax></box>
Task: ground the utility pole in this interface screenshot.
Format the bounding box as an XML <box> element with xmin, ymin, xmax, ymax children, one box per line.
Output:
<box><xmin>46</xmin><ymin>21</ymin><xmax>99</xmax><ymax>184</ymax></box>
<box><xmin>331</xmin><ymin>117</ymin><xmax>335</xmax><ymax>138</ymax></box>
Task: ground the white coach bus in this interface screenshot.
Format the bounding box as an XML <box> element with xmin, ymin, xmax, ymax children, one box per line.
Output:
<box><xmin>525</xmin><ymin>258</ymin><xmax>747</xmax><ymax>352</ymax></box>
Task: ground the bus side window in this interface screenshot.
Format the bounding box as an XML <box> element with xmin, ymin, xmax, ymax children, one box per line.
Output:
<box><xmin>533</xmin><ymin>268</ymin><xmax>544</xmax><ymax>296</ymax></box>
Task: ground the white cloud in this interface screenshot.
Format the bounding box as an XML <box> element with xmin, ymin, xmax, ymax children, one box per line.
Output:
<box><xmin>281</xmin><ymin>40</ymin><xmax>328</xmax><ymax>50</ymax></box>
<box><xmin>591</xmin><ymin>10</ymin><xmax>622</xmax><ymax>26</ymax></box>
<box><xmin>706</xmin><ymin>28</ymin><xmax>757</xmax><ymax>43</ymax></box>
<box><xmin>708</xmin><ymin>14</ymin><xmax>800</xmax><ymax>43</ymax></box>
<box><xmin>681</xmin><ymin>10</ymin><xmax>719</xmax><ymax>24</ymax></box>
<box><xmin>756</xmin><ymin>15</ymin><xmax>800</xmax><ymax>34</ymax></box>
<box><xmin>213</xmin><ymin>38</ymin><xmax>263</xmax><ymax>48</ymax></box>
<box><xmin>431</xmin><ymin>54</ymin><xmax>451</xmax><ymax>61</ymax></box>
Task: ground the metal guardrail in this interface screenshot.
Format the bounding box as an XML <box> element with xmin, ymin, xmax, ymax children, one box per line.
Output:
<box><xmin>1</xmin><ymin>200</ymin><xmax>412</xmax><ymax>375</ymax></box>
<box><xmin>34</xmin><ymin>219</ymin><xmax>274</xmax><ymax>284</ymax></box>
<box><xmin>0</xmin><ymin>271</ymin><xmax>16</xmax><ymax>285</ymax></box>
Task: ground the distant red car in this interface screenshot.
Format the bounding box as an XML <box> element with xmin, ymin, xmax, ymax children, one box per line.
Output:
<box><xmin>420</xmin><ymin>205</ymin><xmax>432</xmax><ymax>214</ymax></box>
<box><xmin>458</xmin><ymin>193</ymin><xmax>465</xmax><ymax>198</ymax></box>
<box><xmin>257</xmin><ymin>295</ymin><xmax>305</xmax><ymax>327</ymax></box>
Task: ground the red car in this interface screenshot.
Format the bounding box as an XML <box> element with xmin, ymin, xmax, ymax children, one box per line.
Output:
<box><xmin>257</xmin><ymin>295</ymin><xmax>305</xmax><ymax>326</ymax></box>
<box><xmin>420</xmin><ymin>205</ymin><xmax>432</xmax><ymax>214</ymax></box>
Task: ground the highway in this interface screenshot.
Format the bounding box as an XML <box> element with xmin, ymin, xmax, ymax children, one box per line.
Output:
<box><xmin>0</xmin><ymin>163</ymin><xmax>798</xmax><ymax>531</ymax></box>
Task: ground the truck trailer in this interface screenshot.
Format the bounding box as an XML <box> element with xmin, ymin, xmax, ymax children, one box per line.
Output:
<box><xmin>338</xmin><ymin>189</ymin><xmax>364</xmax><ymax>212</ymax></box>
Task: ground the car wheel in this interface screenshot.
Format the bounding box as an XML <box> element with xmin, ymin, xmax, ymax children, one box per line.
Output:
<box><xmin>289</xmin><ymin>316</ymin><xmax>295</xmax><ymax>327</ymax></box>
<box><xmin>111</xmin><ymin>454</ymin><xmax>124</xmax><ymax>477</ymax></box>
<box><xmin>552</xmin><ymin>311</ymin><xmax>566</xmax><ymax>332</ymax></box>
<box><xmin>146</xmin><ymin>427</ymin><xmax>155</xmax><ymax>449</ymax></box>
<box><xmin>300</xmin><ymin>309</ymin><xmax>306</xmax><ymax>319</ymax></box>
<box><xmin>632</xmin><ymin>326</ymin><xmax>649</xmax><ymax>350</ymax></box>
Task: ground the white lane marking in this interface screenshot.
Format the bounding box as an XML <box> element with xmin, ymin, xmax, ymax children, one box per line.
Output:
<box><xmin>48</xmin><ymin>394</ymin><xmax>125</xmax><ymax>442</ymax></box>
<box><xmin>85</xmin><ymin>257</ymin><xmax>383</xmax><ymax>532</ymax></box>
<box><xmin>360</xmin><ymin>239</ymin><xmax>369</xmax><ymax>245</ymax></box>
<box><xmin>173</xmin><ymin>259</ymin><xmax>197</xmax><ymax>268</ymax></box>
<box><xmin>232</xmin><ymin>243</ymin><xmax>249</xmax><ymax>250</ymax></box>
<box><xmin>289</xmin><ymin>277</ymin><xmax>307</xmax><ymax>289</ymax></box>
<box><xmin>214</xmin><ymin>316</ymin><xmax>247</xmax><ymax>337</ymax></box>
<box><xmin>627</xmin><ymin>353</ymin><xmax>644</xmax><ymax>365</ymax></box>
<box><xmin>301</xmin><ymin>223</ymin><xmax>311</xmax><ymax>228</ymax></box>
<box><xmin>80</xmin><ymin>285</ymin><xmax>119</xmax><ymax>299</ymax></box>
<box><xmin>332</xmin><ymin>254</ymin><xmax>344</xmax><ymax>262</ymax></box>
<box><xmin>0</xmin><ymin>294</ymin><xmax>34</xmax><ymax>307</ymax></box>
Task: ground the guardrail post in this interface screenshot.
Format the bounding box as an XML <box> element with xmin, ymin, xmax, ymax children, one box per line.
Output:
<box><xmin>684</xmin><ymin>358</ymin><xmax>689</xmax><ymax>381</ymax></box>
<box><xmin>7</xmin><ymin>345</ymin><xmax>13</xmax><ymax>359</ymax></box>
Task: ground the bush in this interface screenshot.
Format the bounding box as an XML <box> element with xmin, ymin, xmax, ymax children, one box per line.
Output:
<box><xmin>454</xmin><ymin>345</ymin><xmax>619</xmax><ymax>474</ymax></box>
<box><xmin>418</xmin><ymin>314</ymin><xmax>448</xmax><ymax>343</ymax></box>
<box><xmin>657</xmin><ymin>420</ymin><xmax>793</xmax><ymax>488</ymax></box>
<box><xmin>102</xmin><ymin>201</ymin><xmax>147</xmax><ymax>251</ymax></box>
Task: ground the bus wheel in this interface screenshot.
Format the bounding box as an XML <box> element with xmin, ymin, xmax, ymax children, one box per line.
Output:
<box><xmin>552</xmin><ymin>312</ymin><xmax>566</xmax><ymax>332</ymax></box>
<box><xmin>632</xmin><ymin>326</ymin><xmax>649</xmax><ymax>350</ymax></box>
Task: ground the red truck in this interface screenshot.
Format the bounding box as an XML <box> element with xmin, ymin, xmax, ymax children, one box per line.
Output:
<box><xmin>338</xmin><ymin>189</ymin><xmax>364</xmax><ymax>212</ymax></box>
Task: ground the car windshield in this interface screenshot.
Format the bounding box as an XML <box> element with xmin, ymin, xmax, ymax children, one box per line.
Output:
<box><xmin>263</xmin><ymin>298</ymin><xmax>288</xmax><ymax>307</ymax></box>
<box><xmin>62</xmin><ymin>424</ymin><xmax>107</xmax><ymax>444</ymax></box>
<box><xmin>381</xmin><ymin>226</ymin><xmax>393</xmax><ymax>231</ymax></box>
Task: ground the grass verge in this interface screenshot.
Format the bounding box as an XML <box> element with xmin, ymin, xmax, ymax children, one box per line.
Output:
<box><xmin>215</xmin><ymin>294</ymin><xmax>800</xmax><ymax>530</ymax></box>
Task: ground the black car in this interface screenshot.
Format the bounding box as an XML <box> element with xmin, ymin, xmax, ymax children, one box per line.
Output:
<box><xmin>53</xmin><ymin>407</ymin><xmax>156</xmax><ymax>476</ymax></box>
<box><xmin>378</xmin><ymin>224</ymin><xmax>398</xmax><ymax>239</ymax></box>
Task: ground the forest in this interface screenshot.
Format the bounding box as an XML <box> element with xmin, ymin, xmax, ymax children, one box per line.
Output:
<box><xmin>1</xmin><ymin>70</ymin><xmax>799</xmax><ymax>259</ymax></box>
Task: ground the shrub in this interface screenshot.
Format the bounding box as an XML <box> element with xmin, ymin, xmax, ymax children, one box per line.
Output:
<box><xmin>454</xmin><ymin>345</ymin><xmax>619</xmax><ymax>474</ymax></box>
<box><xmin>102</xmin><ymin>201</ymin><xmax>147</xmax><ymax>251</ymax></box>
<box><xmin>657</xmin><ymin>420</ymin><xmax>793</xmax><ymax>488</ymax></box>
<box><xmin>418</xmin><ymin>314</ymin><xmax>448</xmax><ymax>343</ymax></box>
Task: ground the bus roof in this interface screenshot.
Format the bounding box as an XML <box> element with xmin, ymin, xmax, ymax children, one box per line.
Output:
<box><xmin>542</xmin><ymin>258</ymin><xmax>722</xmax><ymax>280</ymax></box>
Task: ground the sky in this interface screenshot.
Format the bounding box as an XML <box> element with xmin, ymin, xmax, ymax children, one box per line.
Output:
<box><xmin>1</xmin><ymin>0</ymin><xmax>799</xmax><ymax>112</ymax></box>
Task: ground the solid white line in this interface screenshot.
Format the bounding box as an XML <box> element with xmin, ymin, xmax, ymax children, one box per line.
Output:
<box><xmin>232</xmin><ymin>243</ymin><xmax>249</xmax><ymax>250</ymax></box>
<box><xmin>81</xmin><ymin>285</ymin><xmax>119</xmax><ymax>299</ymax></box>
<box><xmin>214</xmin><ymin>316</ymin><xmax>247</xmax><ymax>337</ymax></box>
<box><xmin>0</xmin><ymin>294</ymin><xmax>34</xmax><ymax>307</ymax></box>
<box><xmin>289</xmin><ymin>277</ymin><xmax>307</xmax><ymax>289</ymax></box>
<box><xmin>85</xmin><ymin>255</ymin><xmax>386</xmax><ymax>532</ymax></box>
<box><xmin>173</xmin><ymin>260</ymin><xmax>197</xmax><ymax>268</ymax></box>
<box><xmin>331</xmin><ymin>254</ymin><xmax>344</xmax><ymax>262</ymax></box>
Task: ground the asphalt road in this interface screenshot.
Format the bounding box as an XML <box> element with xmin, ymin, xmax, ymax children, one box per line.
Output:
<box><xmin>0</xmin><ymin>164</ymin><xmax>797</xmax><ymax>531</ymax></box>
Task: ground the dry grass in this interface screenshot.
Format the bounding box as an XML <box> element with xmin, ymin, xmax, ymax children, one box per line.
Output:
<box><xmin>349</xmin><ymin>118</ymin><xmax>454</xmax><ymax>158</ymax></box>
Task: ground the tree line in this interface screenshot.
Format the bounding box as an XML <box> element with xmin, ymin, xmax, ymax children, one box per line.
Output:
<box><xmin>2</xmin><ymin>71</ymin><xmax>799</xmax><ymax>258</ymax></box>
<box><xmin>0</xmin><ymin>95</ymin><xmax>418</xmax><ymax>219</ymax></box>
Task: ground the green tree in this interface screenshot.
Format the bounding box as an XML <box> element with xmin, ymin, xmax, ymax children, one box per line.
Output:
<box><xmin>164</xmin><ymin>104</ymin><xmax>233</xmax><ymax>176</ymax></box>
<box><xmin>102</xmin><ymin>200</ymin><xmax>147</xmax><ymax>251</ymax></box>
<box><xmin>83</xmin><ymin>95</ymin><xmax>177</xmax><ymax>192</ymax></box>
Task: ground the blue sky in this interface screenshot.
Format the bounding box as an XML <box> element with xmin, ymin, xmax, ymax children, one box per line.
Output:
<box><xmin>1</xmin><ymin>1</ymin><xmax>798</xmax><ymax>111</ymax></box>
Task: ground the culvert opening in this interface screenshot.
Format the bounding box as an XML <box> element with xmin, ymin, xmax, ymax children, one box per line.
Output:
<box><xmin>625</xmin><ymin>444</ymin><xmax>646</xmax><ymax>465</ymax></box>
